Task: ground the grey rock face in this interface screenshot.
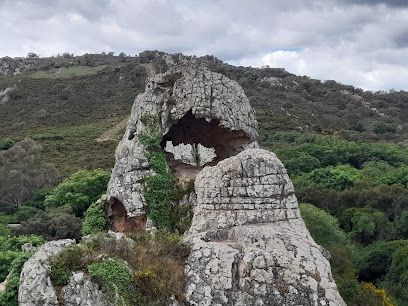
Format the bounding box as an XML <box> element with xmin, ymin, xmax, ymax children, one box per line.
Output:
<box><xmin>184</xmin><ymin>149</ymin><xmax>346</xmax><ymax>306</ymax></box>
<box><xmin>106</xmin><ymin>64</ymin><xmax>259</xmax><ymax>228</ymax></box>
<box><xmin>19</xmin><ymin>239</ymin><xmax>76</xmax><ymax>306</ymax></box>
<box><xmin>62</xmin><ymin>272</ymin><xmax>110</xmax><ymax>306</ymax></box>
<box><xmin>18</xmin><ymin>231</ymin><xmax>133</xmax><ymax>306</ymax></box>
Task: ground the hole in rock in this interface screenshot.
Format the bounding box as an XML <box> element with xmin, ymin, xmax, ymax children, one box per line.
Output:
<box><xmin>106</xmin><ymin>198</ymin><xmax>146</xmax><ymax>234</ymax></box>
<box><xmin>160</xmin><ymin>110</ymin><xmax>250</xmax><ymax>178</ymax></box>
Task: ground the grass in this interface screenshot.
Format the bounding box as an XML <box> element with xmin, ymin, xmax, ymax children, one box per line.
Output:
<box><xmin>30</xmin><ymin>65</ymin><xmax>107</xmax><ymax>79</ymax></box>
<box><xmin>48</xmin><ymin>231</ymin><xmax>188</xmax><ymax>305</ymax></box>
<box><xmin>16</xmin><ymin>117</ymin><xmax>126</xmax><ymax>178</ymax></box>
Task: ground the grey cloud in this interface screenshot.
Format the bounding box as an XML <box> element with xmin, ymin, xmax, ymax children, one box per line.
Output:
<box><xmin>340</xmin><ymin>0</ymin><xmax>408</xmax><ymax>7</ymax></box>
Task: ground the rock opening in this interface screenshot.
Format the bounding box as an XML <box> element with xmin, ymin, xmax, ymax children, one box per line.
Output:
<box><xmin>106</xmin><ymin>198</ymin><xmax>146</xmax><ymax>234</ymax></box>
<box><xmin>160</xmin><ymin>110</ymin><xmax>250</xmax><ymax>177</ymax></box>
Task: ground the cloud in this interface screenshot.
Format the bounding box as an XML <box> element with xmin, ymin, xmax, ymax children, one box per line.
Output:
<box><xmin>0</xmin><ymin>0</ymin><xmax>407</xmax><ymax>90</ymax></box>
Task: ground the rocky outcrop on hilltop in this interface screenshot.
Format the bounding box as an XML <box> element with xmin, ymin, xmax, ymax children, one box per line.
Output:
<box><xmin>184</xmin><ymin>149</ymin><xmax>346</xmax><ymax>306</ymax></box>
<box><xmin>106</xmin><ymin>64</ymin><xmax>259</xmax><ymax>232</ymax></box>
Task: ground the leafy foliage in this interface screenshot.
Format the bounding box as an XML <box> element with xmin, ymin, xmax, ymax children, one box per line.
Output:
<box><xmin>0</xmin><ymin>139</ymin><xmax>14</xmax><ymax>150</ymax></box>
<box><xmin>299</xmin><ymin>203</ymin><xmax>347</xmax><ymax>246</ymax></box>
<box><xmin>0</xmin><ymin>235</ymin><xmax>44</xmax><ymax>306</ymax></box>
<box><xmin>48</xmin><ymin>230</ymin><xmax>188</xmax><ymax>305</ymax></box>
<box><xmin>44</xmin><ymin>169</ymin><xmax>110</xmax><ymax>217</ymax></box>
<box><xmin>81</xmin><ymin>202</ymin><xmax>108</xmax><ymax>235</ymax></box>
<box><xmin>13</xmin><ymin>206</ymin><xmax>82</xmax><ymax>240</ymax></box>
<box><xmin>0</xmin><ymin>252</ymin><xmax>33</xmax><ymax>306</ymax></box>
<box><xmin>139</xmin><ymin>115</ymin><xmax>173</xmax><ymax>229</ymax></box>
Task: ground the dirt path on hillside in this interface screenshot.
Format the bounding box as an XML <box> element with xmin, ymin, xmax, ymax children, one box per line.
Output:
<box><xmin>145</xmin><ymin>64</ymin><xmax>156</xmax><ymax>78</ymax></box>
<box><xmin>96</xmin><ymin>117</ymin><xmax>129</xmax><ymax>142</ymax></box>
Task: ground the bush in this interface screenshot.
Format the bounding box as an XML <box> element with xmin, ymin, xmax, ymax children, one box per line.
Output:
<box><xmin>0</xmin><ymin>252</ymin><xmax>33</xmax><ymax>306</ymax></box>
<box><xmin>45</xmin><ymin>169</ymin><xmax>110</xmax><ymax>217</ymax></box>
<box><xmin>299</xmin><ymin>203</ymin><xmax>348</xmax><ymax>246</ymax></box>
<box><xmin>13</xmin><ymin>207</ymin><xmax>82</xmax><ymax>240</ymax></box>
<box><xmin>81</xmin><ymin>202</ymin><xmax>107</xmax><ymax>236</ymax></box>
<box><xmin>88</xmin><ymin>260</ymin><xmax>137</xmax><ymax>304</ymax></box>
<box><xmin>49</xmin><ymin>245</ymin><xmax>87</xmax><ymax>286</ymax></box>
<box><xmin>0</xmin><ymin>139</ymin><xmax>14</xmax><ymax>150</ymax></box>
<box><xmin>15</xmin><ymin>206</ymin><xmax>40</xmax><ymax>222</ymax></box>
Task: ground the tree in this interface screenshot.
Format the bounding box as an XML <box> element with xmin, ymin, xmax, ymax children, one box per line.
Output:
<box><xmin>13</xmin><ymin>205</ymin><xmax>82</xmax><ymax>240</ymax></box>
<box><xmin>0</xmin><ymin>139</ymin><xmax>59</xmax><ymax>207</ymax></box>
<box><xmin>299</xmin><ymin>203</ymin><xmax>348</xmax><ymax>246</ymax></box>
<box><xmin>44</xmin><ymin>169</ymin><xmax>110</xmax><ymax>217</ymax></box>
<box><xmin>81</xmin><ymin>202</ymin><xmax>107</xmax><ymax>235</ymax></box>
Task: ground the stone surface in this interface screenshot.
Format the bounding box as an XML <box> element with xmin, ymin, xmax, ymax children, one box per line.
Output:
<box><xmin>18</xmin><ymin>231</ymin><xmax>135</xmax><ymax>306</ymax></box>
<box><xmin>62</xmin><ymin>272</ymin><xmax>110</xmax><ymax>306</ymax></box>
<box><xmin>184</xmin><ymin>149</ymin><xmax>346</xmax><ymax>306</ymax></box>
<box><xmin>164</xmin><ymin>141</ymin><xmax>216</xmax><ymax>167</ymax></box>
<box><xmin>106</xmin><ymin>64</ymin><xmax>259</xmax><ymax>225</ymax></box>
<box><xmin>19</xmin><ymin>239</ymin><xmax>76</xmax><ymax>306</ymax></box>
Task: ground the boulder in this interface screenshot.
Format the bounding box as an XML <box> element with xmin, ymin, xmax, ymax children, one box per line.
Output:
<box><xmin>19</xmin><ymin>239</ymin><xmax>76</xmax><ymax>306</ymax></box>
<box><xmin>184</xmin><ymin>149</ymin><xmax>346</xmax><ymax>306</ymax></box>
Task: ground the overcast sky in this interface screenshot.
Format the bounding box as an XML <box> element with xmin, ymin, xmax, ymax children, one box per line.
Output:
<box><xmin>1</xmin><ymin>0</ymin><xmax>407</xmax><ymax>91</ymax></box>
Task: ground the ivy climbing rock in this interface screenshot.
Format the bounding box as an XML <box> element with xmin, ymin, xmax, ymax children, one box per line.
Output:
<box><xmin>106</xmin><ymin>64</ymin><xmax>259</xmax><ymax>232</ymax></box>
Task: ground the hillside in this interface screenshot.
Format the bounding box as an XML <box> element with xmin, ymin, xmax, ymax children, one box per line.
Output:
<box><xmin>1</xmin><ymin>51</ymin><xmax>408</xmax><ymax>305</ymax></box>
<box><xmin>1</xmin><ymin>51</ymin><xmax>407</xmax><ymax>178</ymax></box>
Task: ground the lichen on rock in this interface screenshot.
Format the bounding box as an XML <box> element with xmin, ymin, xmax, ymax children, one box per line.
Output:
<box><xmin>183</xmin><ymin>149</ymin><xmax>346</xmax><ymax>306</ymax></box>
<box><xmin>106</xmin><ymin>64</ymin><xmax>259</xmax><ymax>231</ymax></box>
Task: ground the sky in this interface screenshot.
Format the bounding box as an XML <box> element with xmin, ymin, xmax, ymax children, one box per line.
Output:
<box><xmin>1</xmin><ymin>0</ymin><xmax>407</xmax><ymax>91</ymax></box>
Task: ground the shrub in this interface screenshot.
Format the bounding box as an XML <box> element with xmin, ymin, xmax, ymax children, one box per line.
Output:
<box><xmin>0</xmin><ymin>252</ymin><xmax>33</xmax><ymax>306</ymax></box>
<box><xmin>81</xmin><ymin>202</ymin><xmax>108</xmax><ymax>236</ymax></box>
<box><xmin>49</xmin><ymin>245</ymin><xmax>87</xmax><ymax>286</ymax></box>
<box><xmin>15</xmin><ymin>206</ymin><xmax>40</xmax><ymax>222</ymax></box>
<box><xmin>13</xmin><ymin>207</ymin><xmax>82</xmax><ymax>240</ymax></box>
<box><xmin>44</xmin><ymin>169</ymin><xmax>110</xmax><ymax>217</ymax></box>
<box><xmin>88</xmin><ymin>260</ymin><xmax>137</xmax><ymax>304</ymax></box>
<box><xmin>299</xmin><ymin>203</ymin><xmax>348</xmax><ymax>246</ymax></box>
<box><xmin>0</xmin><ymin>139</ymin><xmax>14</xmax><ymax>150</ymax></box>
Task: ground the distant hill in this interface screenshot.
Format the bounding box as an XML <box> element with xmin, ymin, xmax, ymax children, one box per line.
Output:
<box><xmin>1</xmin><ymin>50</ymin><xmax>407</xmax><ymax>180</ymax></box>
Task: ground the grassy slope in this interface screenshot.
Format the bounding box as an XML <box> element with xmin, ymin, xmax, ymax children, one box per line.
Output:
<box><xmin>1</xmin><ymin>52</ymin><xmax>408</xmax><ymax>178</ymax></box>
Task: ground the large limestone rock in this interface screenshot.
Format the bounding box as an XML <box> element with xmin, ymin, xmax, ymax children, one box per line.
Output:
<box><xmin>18</xmin><ymin>231</ymin><xmax>133</xmax><ymax>306</ymax></box>
<box><xmin>184</xmin><ymin>149</ymin><xmax>346</xmax><ymax>306</ymax></box>
<box><xmin>106</xmin><ymin>64</ymin><xmax>259</xmax><ymax>232</ymax></box>
<box><xmin>19</xmin><ymin>239</ymin><xmax>76</xmax><ymax>306</ymax></box>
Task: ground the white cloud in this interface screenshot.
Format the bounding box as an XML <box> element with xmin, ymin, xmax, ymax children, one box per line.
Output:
<box><xmin>0</xmin><ymin>0</ymin><xmax>407</xmax><ymax>90</ymax></box>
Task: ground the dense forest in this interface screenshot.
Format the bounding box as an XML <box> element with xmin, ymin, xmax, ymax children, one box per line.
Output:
<box><xmin>1</xmin><ymin>51</ymin><xmax>408</xmax><ymax>305</ymax></box>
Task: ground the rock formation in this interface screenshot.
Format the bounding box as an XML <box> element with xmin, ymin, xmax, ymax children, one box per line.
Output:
<box><xmin>106</xmin><ymin>64</ymin><xmax>259</xmax><ymax>232</ymax></box>
<box><xmin>184</xmin><ymin>149</ymin><xmax>346</xmax><ymax>306</ymax></box>
<box><xmin>19</xmin><ymin>239</ymin><xmax>76</xmax><ymax>306</ymax></box>
<box><xmin>18</xmin><ymin>232</ymin><xmax>134</xmax><ymax>306</ymax></box>
<box><xmin>18</xmin><ymin>64</ymin><xmax>346</xmax><ymax>305</ymax></box>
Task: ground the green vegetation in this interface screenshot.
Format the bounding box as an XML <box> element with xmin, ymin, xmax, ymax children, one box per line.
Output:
<box><xmin>267</xmin><ymin>132</ymin><xmax>408</xmax><ymax>304</ymax></box>
<box><xmin>81</xmin><ymin>202</ymin><xmax>108</xmax><ymax>236</ymax></box>
<box><xmin>44</xmin><ymin>169</ymin><xmax>110</xmax><ymax>217</ymax></box>
<box><xmin>0</xmin><ymin>139</ymin><xmax>14</xmax><ymax>150</ymax></box>
<box><xmin>139</xmin><ymin>115</ymin><xmax>173</xmax><ymax>229</ymax></box>
<box><xmin>2</xmin><ymin>52</ymin><xmax>408</xmax><ymax>304</ymax></box>
<box><xmin>30</xmin><ymin>65</ymin><xmax>107</xmax><ymax>79</ymax></box>
<box><xmin>299</xmin><ymin>203</ymin><xmax>348</xmax><ymax>246</ymax></box>
<box><xmin>48</xmin><ymin>231</ymin><xmax>188</xmax><ymax>305</ymax></box>
<box><xmin>0</xmin><ymin>235</ymin><xmax>45</xmax><ymax>305</ymax></box>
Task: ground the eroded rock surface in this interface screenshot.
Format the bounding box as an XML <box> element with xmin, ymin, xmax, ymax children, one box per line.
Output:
<box><xmin>18</xmin><ymin>231</ymin><xmax>134</xmax><ymax>306</ymax></box>
<box><xmin>106</xmin><ymin>64</ymin><xmax>259</xmax><ymax>228</ymax></box>
<box><xmin>19</xmin><ymin>239</ymin><xmax>76</xmax><ymax>306</ymax></box>
<box><xmin>184</xmin><ymin>149</ymin><xmax>346</xmax><ymax>306</ymax></box>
